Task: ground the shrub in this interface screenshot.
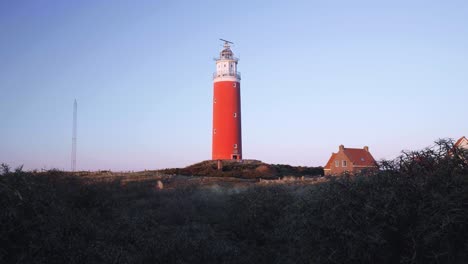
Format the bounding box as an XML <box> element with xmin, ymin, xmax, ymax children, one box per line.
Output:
<box><xmin>0</xmin><ymin>139</ymin><xmax>467</xmax><ymax>263</ymax></box>
<box><xmin>159</xmin><ymin>160</ymin><xmax>324</xmax><ymax>179</ymax></box>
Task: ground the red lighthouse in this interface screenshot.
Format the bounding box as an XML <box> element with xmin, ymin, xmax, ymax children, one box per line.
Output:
<box><xmin>212</xmin><ymin>40</ymin><xmax>242</xmax><ymax>160</ymax></box>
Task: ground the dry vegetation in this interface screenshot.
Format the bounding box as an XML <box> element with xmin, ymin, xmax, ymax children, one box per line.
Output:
<box><xmin>159</xmin><ymin>159</ymin><xmax>324</xmax><ymax>179</ymax></box>
<box><xmin>1</xmin><ymin>140</ymin><xmax>467</xmax><ymax>263</ymax></box>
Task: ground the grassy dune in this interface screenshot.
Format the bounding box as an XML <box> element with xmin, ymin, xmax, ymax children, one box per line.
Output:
<box><xmin>159</xmin><ymin>159</ymin><xmax>324</xmax><ymax>179</ymax></box>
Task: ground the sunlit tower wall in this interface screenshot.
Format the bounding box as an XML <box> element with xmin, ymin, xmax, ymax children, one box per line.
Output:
<box><xmin>212</xmin><ymin>40</ymin><xmax>242</xmax><ymax>160</ymax></box>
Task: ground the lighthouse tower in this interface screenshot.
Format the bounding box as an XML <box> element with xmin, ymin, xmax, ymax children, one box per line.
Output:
<box><xmin>212</xmin><ymin>40</ymin><xmax>242</xmax><ymax>160</ymax></box>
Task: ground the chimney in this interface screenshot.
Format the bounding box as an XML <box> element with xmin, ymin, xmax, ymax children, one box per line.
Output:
<box><xmin>364</xmin><ymin>146</ymin><xmax>369</xmax><ymax>152</ymax></box>
<box><xmin>339</xmin><ymin>145</ymin><xmax>344</xmax><ymax>151</ymax></box>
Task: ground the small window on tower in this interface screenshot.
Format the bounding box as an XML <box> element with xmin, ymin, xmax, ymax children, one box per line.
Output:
<box><xmin>234</xmin><ymin>144</ymin><xmax>238</xmax><ymax>149</ymax></box>
<box><xmin>234</xmin><ymin>113</ymin><xmax>237</xmax><ymax>118</ymax></box>
<box><xmin>213</xmin><ymin>129</ymin><xmax>216</xmax><ymax>134</ymax></box>
<box><xmin>214</xmin><ymin>98</ymin><xmax>216</xmax><ymax>103</ymax></box>
<box><xmin>233</xmin><ymin>83</ymin><xmax>236</xmax><ymax>87</ymax></box>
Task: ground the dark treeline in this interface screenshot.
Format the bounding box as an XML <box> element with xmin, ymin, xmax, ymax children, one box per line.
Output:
<box><xmin>160</xmin><ymin>159</ymin><xmax>324</xmax><ymax>178</ymax></box>
<box><xmin>1</xmin><ymin>140</ymin><xmax>467</xmax><ymax>263</ymax></box>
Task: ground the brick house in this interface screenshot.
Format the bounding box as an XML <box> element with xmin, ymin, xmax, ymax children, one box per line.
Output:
<box><xmin>324</xmin><ymin>145</ymin><xmax>378</xmax><ymax>175</ymax></box>
<box><xmin>455</xmin><ymin>136</ymin><xmax>468</xmax><ymax>150</ymax></box>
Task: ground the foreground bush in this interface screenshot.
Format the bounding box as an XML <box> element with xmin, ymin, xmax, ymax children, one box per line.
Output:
<box><xmin>1</xmin><ymin>140</ymin><xmax>467</xmax><ymax>263</ymax></box>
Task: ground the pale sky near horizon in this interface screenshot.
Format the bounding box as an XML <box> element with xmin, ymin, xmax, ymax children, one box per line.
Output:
<box><xmin>1</xmin><ymin>0</ymin><xmax>467</xmax><ymax>171</ymax></box>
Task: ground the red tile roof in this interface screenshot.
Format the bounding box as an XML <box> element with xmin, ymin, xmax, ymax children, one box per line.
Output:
<box><xmin>324</xmin><ymin>153</ymin><xmax>337</xmax><ymax>170</ymax></box>
<box><xmin>455</xmin><ymin>136</ymin><xmax>467</xmax><ymax>147</ymax></box>
<box><xmin>343</xmin><ymin>148</ymin><xmax>377</xmax><ymax>167</ymax></box>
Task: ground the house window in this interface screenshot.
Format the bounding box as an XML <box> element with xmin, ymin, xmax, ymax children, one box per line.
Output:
<box><xmin>342</xmin><ymin>160</ymin><xmax>347</xmax><ymax>167</ymax></box>
<box><xmin>335</xmin><ymin>161</ymin><xmax>339</xmax><ymax>167</ymax></box>
<box><xmin>234</xmin><ymin>144</ymin><xmax>237</xmax><ymax>149</ymax></box>
<box><xmin>233</xmin><ymin>113</ymin><xmax>237</xmax><ymax>118</ymax></box>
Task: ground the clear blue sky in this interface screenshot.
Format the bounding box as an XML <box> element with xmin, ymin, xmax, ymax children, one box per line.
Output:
<box><xmin>1</xmin><ymin>0</ymin><xmax>467</xmax><ymax>171</ymax></box>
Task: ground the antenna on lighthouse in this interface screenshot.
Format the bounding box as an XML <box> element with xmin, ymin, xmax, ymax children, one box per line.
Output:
<box><xmin>219</xmin><ymin>39</ymin><xmax>234</xmax><ymax>45</ymax></box>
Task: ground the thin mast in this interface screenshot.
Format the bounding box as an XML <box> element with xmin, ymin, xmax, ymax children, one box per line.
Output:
<box><xmin>71</xmin><ymin>99</ymin><xmax>77</xmax><ymax>171</ymax></box>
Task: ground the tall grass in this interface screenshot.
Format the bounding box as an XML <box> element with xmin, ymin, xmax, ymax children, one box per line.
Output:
<box><xmin>1</xmin><ymin>140</ymin><xmax>467</xmax><ymax>263</ymax></box>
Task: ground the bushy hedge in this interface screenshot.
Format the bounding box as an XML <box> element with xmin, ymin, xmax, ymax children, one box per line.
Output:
<box><xmin>1</xmin><ymin>140</ymin><xmax>467</xmax><ymax>263</ymax></box>
<box><xmin>159</xmin><ymin>159</ymin><xmax>324</xmax><ymax>178</ymax></box>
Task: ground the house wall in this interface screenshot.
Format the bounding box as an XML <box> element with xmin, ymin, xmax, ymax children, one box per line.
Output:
<box><xmin>326</xmin><ymin>151</ymin><xmax>353</xmax><ymax>175</ymax></box>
